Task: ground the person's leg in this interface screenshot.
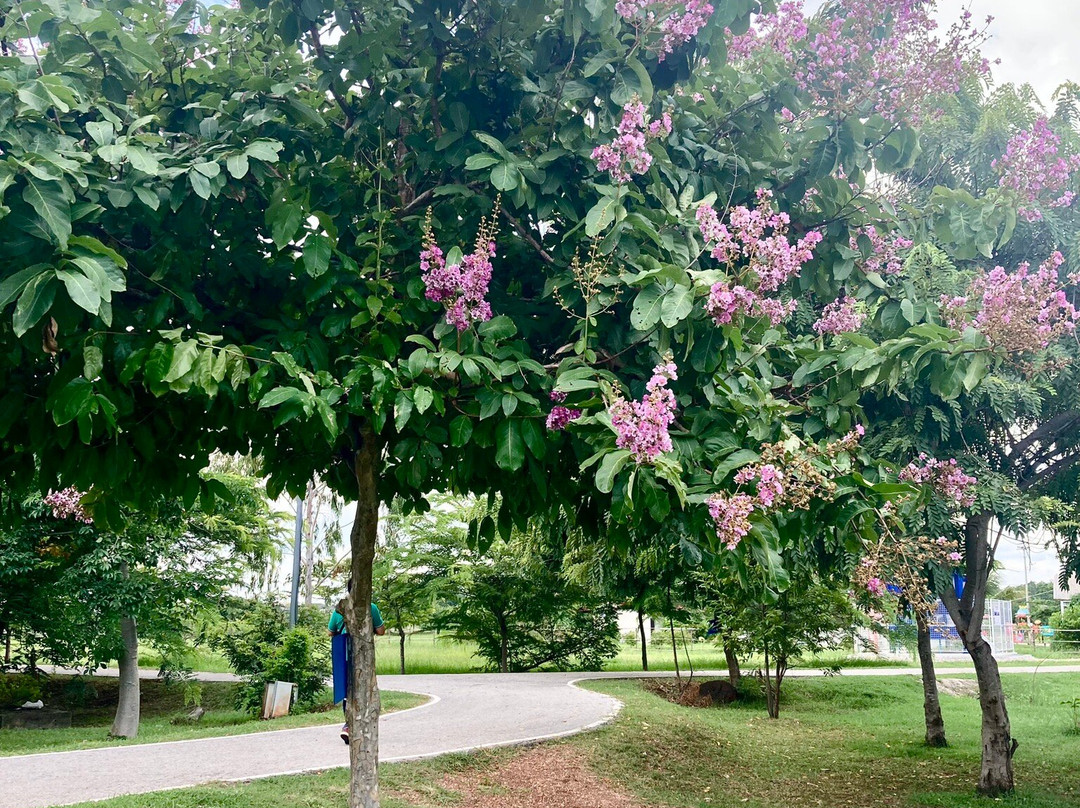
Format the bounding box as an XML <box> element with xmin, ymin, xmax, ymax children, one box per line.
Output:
<box><xmin>341</xmin><ymin>649</ymin><xmax>352</xmax><ymax>744</ymax></box>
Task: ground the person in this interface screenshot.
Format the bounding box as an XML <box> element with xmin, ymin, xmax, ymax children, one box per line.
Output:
<box><xmin>328</xmin><ymin>577</ymin><xmax>385</xmax><ymax>745</ymax></box>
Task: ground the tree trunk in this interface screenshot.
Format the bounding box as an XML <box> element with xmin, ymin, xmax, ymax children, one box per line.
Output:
<box><xmin>939</xmin><ymin>512</ymin><xmax>1015</xmax><ymax>796</ymax></box>
<box><xmin>915</xmin><ymin>610</ymin><xmax>947</xmax><ymax>747</ymax></box>
<box><xmin>668</xmin><ymin>617</ymin><xmax>680</xmax><ymax>681</ymax></box>
<box><xmin>3</xmin><ymin>624</ymin><xmax>10</xmax><ymax>665</ymax></box>
<box><xmin>637</xmin><ymin>610</ymin><xmax>648</xmax><ymax>672</ymax></box>
<box><xmin>110</xmin><ymin>615</ymin><xmax>141</xmax><ymax>738</ymax></box>
<box><xmin>763</xmin><ymin>642</ymin><xmax>778</xmax><ymax>719</ymax></box>
<box><xmin>344</xmin><ymin>427</ymin><xmax>382</xmax><ymax>808</ymax></box>
<box><xmin>970</xmin><ymin>638</ymin><xmax>1016</xmax><ymax>795</ymax></box>
<box><xmin>723</xmin><ymin>642</ymin><xmax>741</xmax><ymax>688</ymax></box>
<box><xmin>497</xmin><ymin>613</ymin><xmax>509</xmax><ymax>674</ymax></box>
<box><xmin>398</xmin><ymin>627</ymin><xmax>406</xmax><ymax>676</ymax></box>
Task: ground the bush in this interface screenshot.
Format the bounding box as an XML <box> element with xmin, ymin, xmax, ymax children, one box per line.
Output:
<box><xmin>212</xmin><ymin>600</ymin><xmax>330</xmax><ymax>715</ymax></box>
<box><xmin>1050</xmin><ymin>602</ymin><xmax>1080</xmax><ymax>651</ymax></box>
<box><xmin>0</xmin><ymin>675</ymin><xmax>42</xmax><ymax>708</ymax></box>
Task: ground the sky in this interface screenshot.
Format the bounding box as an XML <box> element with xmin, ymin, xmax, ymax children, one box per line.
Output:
<box><xmin>938</xmin><ymin>0</ymin><xmax>1080</xmax><ymax>105</ymax></box>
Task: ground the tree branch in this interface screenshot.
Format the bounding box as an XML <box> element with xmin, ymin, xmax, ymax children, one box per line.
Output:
<box><xmin>501</xmin><ymin>209</ymin><xmax>555</xmax><ymax>265</ymax></box>
<box><xmin>306</xmin><ymin>22</ymin><xmax>354</xmax><ymax>129</ymax></box>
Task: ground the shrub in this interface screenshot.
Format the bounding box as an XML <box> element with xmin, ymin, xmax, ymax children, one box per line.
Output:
<box><xmin>213</xmin><ymin>600</ymin><xmax>330</xmax><ymax>715</ymax></box>
<box><xmin>0</xmin><ymin>675</ymin><xmax>42</xmax><ymax>708</ymax></box>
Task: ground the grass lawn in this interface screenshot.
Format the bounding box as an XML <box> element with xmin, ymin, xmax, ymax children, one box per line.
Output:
<box><xmin>56</xmin><ymin>671</ymin><xmax>1080</xmax><ymax>808</ymax></box>
<box><xmin>374</xmin><ymin>631</ymin><xmax>920</xmax><ymax>675</ymax></box>
<box><xmin>0</xmin><ymin>676</ymin><xmax>427</xmax><ymax>756</ymax></box>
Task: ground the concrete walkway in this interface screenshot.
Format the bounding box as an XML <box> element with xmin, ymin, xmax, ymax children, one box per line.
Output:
<box><xmin>3</xmin><ymin>666</ymin><xmax>1079</xmax><ymax>808</ymax></box>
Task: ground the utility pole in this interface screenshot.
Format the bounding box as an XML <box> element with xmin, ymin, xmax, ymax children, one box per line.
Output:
<box><xmin>289</xmin><ymin>495</ymin><xmax>303</xmax><ymax>627</ymax></box>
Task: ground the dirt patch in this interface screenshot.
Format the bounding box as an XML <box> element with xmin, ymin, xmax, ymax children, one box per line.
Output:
<box><xmin>641</xmin><ymin>678</ymin><xmax>724</xmax><ymax>708</ymax></box>
<box><xmin>936</xmin><ymin>678</ymin><xmax>980</xmax><ymax>698</ymax></box>
<box><xmin>429</xmin><ymin>745</ymin><xmax>658</xmax><ymax>808</ymax></box>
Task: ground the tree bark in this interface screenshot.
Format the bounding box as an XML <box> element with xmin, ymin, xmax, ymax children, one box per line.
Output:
<box><xmin>398</xmin><ymin>627</ymin><xmax>406</xmax><ymax>676</ymax></box>
<box><xmin>915</xmin><ymin>610</ymin><xmax>947</xmax><ymax>747</ymax></box>
<box><xmin>970</xmin><ymin>637</ymin><xmax>1016</xmax><ymax>795</ymax></box>
<box><xmin>344</xmin><ymin>427</ymin><xmax>382</xmax><ymax>808</ymax></box>
<box><xmin>110</xmin><ymin>615</ymin><xmax>141</xmax><ymax>738</ymax></box>
<box><xmin>724</xmin><ymin>641</ymin><xmax>741</xmax><ymax>688</ymax></box>
<box><xmin>637</xmin><ymin>609</ymin><xmax>648</xmax><ymax>671</ymax></box>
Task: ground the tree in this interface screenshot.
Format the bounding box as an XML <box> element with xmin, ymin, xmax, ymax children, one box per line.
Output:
<box><xmin>0</xmin><ymin>472</ymin><xmax>280</xmax><ymax>737</ymax></box>
<box><xmin>719</xmin><ymin>567</ymin><xmax>857</xmax><ymax>719</ymax></box>
<box><xmin>0</xmin><ymin>1</ymin><xmax>992</xmax><ymax>803</ymax></box>
<box><xmin>437</xmin><ymin>526</ymin><xmax>620</xmax><ymax>673</ymax></box>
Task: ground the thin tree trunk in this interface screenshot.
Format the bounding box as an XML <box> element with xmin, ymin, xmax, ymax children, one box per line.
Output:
<box><xmin>763</xmin><ymin>642</ymin><xmax>778</xmax><ymax>719</ymax></box>
<box><xmin>940</xmin><ymin>511</ymin><xmax>1015</xmax><ymax>796</ymax></box>
<box><xmin>915</xmin><ymin>610</ymin><xmax>947</xmax><ymax>747</ymax></box>
<box><xmin>970</xmin><ymin>637</ymin><xmax>1016</xmax><ymax>795</ymax></box>
<box><xmin>498</xmin><ymin>614</ymin><xmax>509</xmax><ymax>674</ymax></box>
<box><xmin>110</xmin><ymin>615</ymin><xmax>141</xmax><ymax>738</ymax></box>
<box><xmin>398</xmin><ymin>627</ymin><xmax>406</xmax><ymax>676</ymax></box>
<box><xmin>668</xmin><ymin>617</ymin><xmax>680</xmax><ymax>681</ymax></box>
<box><xmin>637</xmin><ymin>610</ymin><xmax>648</xmax><ymax>672</ymax></box>
<box><xmin>723</xmin><ymin>641</ymin><xmax>741</xmax><ymax>688</ymax></box>
<box><xmin>344</xmin><ymin>427</ymin><xmax>382</xmax><ymax>808</ymax></box>
<box><xmin>3</xmin><ymin>625</ymin><xmax>10</xmax><ymax>665</ymax></box>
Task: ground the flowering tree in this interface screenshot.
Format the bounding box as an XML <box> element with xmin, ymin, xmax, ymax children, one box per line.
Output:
<box><xmin>793</xmin><ymin>80</ymin><xmax>1080</xmax><ymax>793</ymax></box>
<box><xmin>0</xmin><ymin>1</ymin><xmax>996</xmax><ymax>805</ymax></box>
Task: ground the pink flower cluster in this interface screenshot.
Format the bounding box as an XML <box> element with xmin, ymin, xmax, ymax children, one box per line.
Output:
<box><xmin>616</xmin><ymin>0</ymin><xmax>715</xmax><ymax>61</ymax></box>
<box><xmin>608</xmin><ymin>360</ymin><xmax>678</xmax><ymax>463</ymax></box>
<box><xmin>849</xmin><ymin>227</ymin><xmax>913</xmax><ymax>276</ymax></box>
<box><xmin>697</xmin><ymin>191</ymin><xmax>821</xmax><ymax>326</ymax></box>
<box><xmin>866</xmin><ymin>577</ymin><xmax>886</xmax><ymax>597</ymax></box>
<box><xmin>941</xmin><ymin>252</ymin><xmax>1079</xmax><ymax>352</ymax></box>
<box><xmin>706</xmin><ymin>492</ymin><xmax>756</xmax><ymax>550</ymax></box>
<box><xmin>592</xmin><ymin>100</ymin><xmax>673</xmax><ymax>184</ymax></box>
<box><xmin>735</xmin><ymin>463</ymin><xmax>785</xmax><ymax>507</ymax></box>
<box><xmin>813</xmin><ymin>295</ymin><xmax>866</xmax><ymax>335</ymax></box>
<box><xmin>993</xmin><ymin>118</ymin><xmax>1080</xmax><ymax>223</ymax></box>
<box><xmin>43</xmin><ymin>487</ymin><xmax>92</xmax><ymax>524</ymax></box>
<box><xmin>899</xmin><ymin>454</ymin><xmax>977</xmax><ymax>508</ymax></box>
<box><xmin>546</xmin><ymin>391</ymin><xmax>582</xmax><ymax>431</ymax></box>
<box><xmin>728</xmin><ymin>1</ymin><xmax>991</xmax><ymax>125</ymax></box>
<box><xmin>420</xmin><ymin>207</ymin><xmax>500</xmax><ymax>332</ymax></box>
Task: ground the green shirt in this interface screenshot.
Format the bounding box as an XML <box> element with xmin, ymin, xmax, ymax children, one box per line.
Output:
<box><xmin>328</xmin><ymin>604</ymin><xmax>383</xmax><ymax>635</ymax></box>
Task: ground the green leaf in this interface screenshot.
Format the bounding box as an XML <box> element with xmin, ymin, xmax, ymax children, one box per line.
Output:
<box><xmin>226</xmin><ymin>154</ymin><xmax>250</xmax><ymax>179</ymax></box>
<box><xmin>464</xmin><ymin>154</ymin><xmax>500</xmax><ymax>170</ymax></box>
<box><xmin>0</xmin><ymin>266</ymin><xmax>47</xmax><ymax>309</ymax></box>
<box><xmin>259</xmin><ymin>386</ymin><xmax>304</xmax><ymax>409</ymax></box>
<box><xmin>414</xmin><ymin>386</ymin><xmax>434</xmax><ymax>414</ymax></box>
<box><xmin>476</xmin><ymin>315</ymin><xmax>517</xmax><ymax>340</ymax></box>
<box><xmin>585</xmin><ymin>198</ymin><xmax>616</xmax><ymax>237</ymax></box>
<box><xmin>450</xmin><ymin>415</ymin><xmax>473</xmax><ymax>447</ymax></box>
<box><xmin>163</xmin><ymin>340</ymin><xmax>199</xmax><ymax>383</ymax></box>
<box><xmin>490</xmin><ymin>163</ymin><xmax>521</xmax><ymax>192</ymax></box>
<box><xmin>22</xmin><ymin>178</ymin><xmax>71</xmax><ymax>248</ymax></box>
<box><xmin>189</xmin><ymin>170</ymin><xmax>212</xmax><ymax>200</ymax></box>
<box><xmin>395</xmin><ymin>391</ymin><xmax>414</xmax><ymax>432</ymax></box>
<box><xmin>81</xmin><ymin>345</ymin><xmax>101</xmax><ymax>380</ymax></box>
<box><xmin>302</xmin><ymin>234</ymin><xmax>332</xmax><ymax>277</ymax></box>
<box><xmin>660</xmin><ymin>284</ymin><xmax>693</xmax><ymax>328</ymax></box>
<box><xmin>56</xmin><ymin>269</ymin><xmax>100</xmax><ymax>316</ymax></box>
<box><xmin>50</xmin><ymin>379</ymin><xmax>94</xmax><ymax>426</ymax></box>
<box><xmin>962</xmin><ymin>351</ymin><xmax>989</xmax><ymax>392</ymax></box>
<box><xmin>13</xmin><ymin>274</ymin><xmax>56</xmax><ymax>337</ymax></box>
<box><xmin>245</xmin><ymin>140</ymin><xmax>284</xmax><ymax>162</ymax></box>
<box><xmin>595</xmin><ymin>449</ymin><xmax>631</xmax><ymax>493</ymax></box>
<box><xmin>268</xmin><ymin>202</ymin><xmax>302</xmax><ymax>249</ymax></box>
<box><xmin>630</xmin><ymin>284</ymin><xmax>665</xmax><ymax>331</ymax></box>
<box><xmin>495</xmin><ymin>420</ymin><xmax>525</xmax><ymax>471</ymax></box>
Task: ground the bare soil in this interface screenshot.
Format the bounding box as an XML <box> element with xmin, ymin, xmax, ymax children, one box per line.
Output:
<box><xmin>396</xmin><ymin>745</ymin><xmax>658</xmax><ymax>808</ymax></box>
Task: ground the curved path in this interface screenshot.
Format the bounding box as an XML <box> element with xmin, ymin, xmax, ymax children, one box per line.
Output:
<box><xmin>3</xmin><ymin>665</ymin><xmax>1080</xmax><ymax>808</ymax></box>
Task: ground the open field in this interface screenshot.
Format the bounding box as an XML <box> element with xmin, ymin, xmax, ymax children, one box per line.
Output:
<box><xmin>0</xmin><ymin>676</ymin><xmax>426</xmax><ymax>756</ymax></box>
<box><xmin>55</xmin><ymin>671</ymin><xmax>1080</xmax><ymax>808</ymax></box>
